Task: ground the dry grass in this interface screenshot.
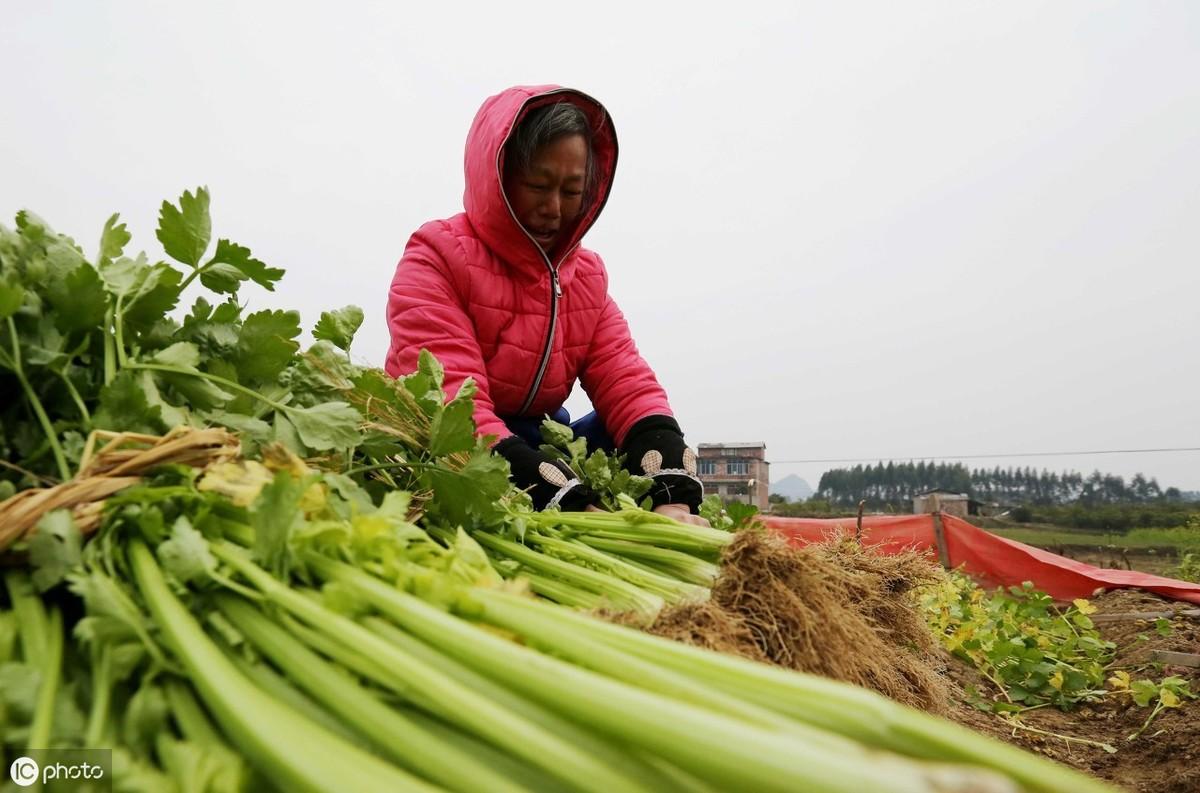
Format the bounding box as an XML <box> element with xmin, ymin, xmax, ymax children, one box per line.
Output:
<box><xmin>0</xmin><ymin>427</ymin><xmax>239</xmax><ymax>550</ymax></box>
<box><xmin>640</xmin><ymin>529</ymin><xmax>952</xmax><ymax>711</ymax></box>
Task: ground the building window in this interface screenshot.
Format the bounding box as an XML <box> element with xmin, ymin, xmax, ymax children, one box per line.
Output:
<box><xmin>726</xmin><ymin>459</ymin><xmax>747</xmax><ymax>475</ymax></box>
<box><xmin>698</xmin><ymin>459</ymin><xmax>716</xmax><ymax>475</ymax></box>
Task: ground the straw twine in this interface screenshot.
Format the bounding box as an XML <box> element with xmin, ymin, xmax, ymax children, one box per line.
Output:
<box><xmin>0</xmin><ymin>426</ymin><xmax>240</xmax><ymax>551</ymax></box>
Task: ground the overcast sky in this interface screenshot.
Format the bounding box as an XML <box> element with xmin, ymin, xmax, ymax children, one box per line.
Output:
<box><xmin>3</xmin><ymin>2</ymin><xmax>1197</xmax><ymax>492</ymax></box>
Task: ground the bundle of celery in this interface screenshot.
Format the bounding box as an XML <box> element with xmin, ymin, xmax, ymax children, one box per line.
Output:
<box><xmin>432</xmin><ymin>418</ymin><xmax>736</xmax><ymax>621</ymax></box>
<box><xmin>0</xmin><ymin>190</ymin><xmax>1118</xmax><ymax>792</ymax></box>
<box><xmin>2</xmin><ymin>453</ymin><xmax>1116</xmax><ymax>793</ymax></box>
<box><xmin>463</xmin><ymin>498</ymin><xmax>728</xmax><ymax>621</ymax></box>
<box><xmin>0</xmin><ymin>187</ymin><xmax>511</xmax><ymax>550</ymax></box>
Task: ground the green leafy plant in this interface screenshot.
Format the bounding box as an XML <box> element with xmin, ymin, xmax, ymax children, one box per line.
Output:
<box><xmin>923</xmin><ymin>572</ymin><xmax>1198</xmax><ymax>746</ymax></box>
<box><xmin>0</xmin><ymin>188</ymin><xmax>366</xmax><ymax>488</ymax></box>
<box><xmin>922</xmin><ymin>574</ymin><xmax>1115</xmax><ymax>711</ymax></box>
<box><xmin>699</xmin><ymin>494</ymin><xmax>759</xmax><ymax>532</ymax></box>
<box><xmin>1173</xmin><ymin>552</ymin><xmax>1200</xmax><ymax>583</ymax></box>
<box><xmin>1107</xmin><ymin>670</ymin><xmax>1197</xmax><ymax>740</ymax></box>
<box><xmin>538</xmin><ymin>418</ymin><xmax>652</xmax><ymax>510</ymax></box>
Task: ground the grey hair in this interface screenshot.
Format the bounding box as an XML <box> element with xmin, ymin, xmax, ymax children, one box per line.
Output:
<box><xmin>504</xmin><ymin>101</ymin><xmax>597</xmax><ymax>200</ymax></box>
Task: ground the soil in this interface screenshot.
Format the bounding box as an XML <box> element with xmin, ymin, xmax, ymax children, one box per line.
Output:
<box><xmin>941</xmin><ymin>588</ymin><xmax>1200</xmax><ymax>793</ymax></box>
<box><xmin>1052</xmin><ymin>548</ymin><xmax>1181</xmax><ymax>578</ymax></box>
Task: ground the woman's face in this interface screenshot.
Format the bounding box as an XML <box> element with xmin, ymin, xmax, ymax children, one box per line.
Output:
<box><xmin>504</xmin><ymin>134</ymin><xmax>588</xmax><ymax>256</ymax></box>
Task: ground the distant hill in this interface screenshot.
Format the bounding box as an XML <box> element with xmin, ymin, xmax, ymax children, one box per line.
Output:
<box><xmin>771</xmin><ymin>475</ymin><xmax>813</xmax><ymax>501</ymax></box>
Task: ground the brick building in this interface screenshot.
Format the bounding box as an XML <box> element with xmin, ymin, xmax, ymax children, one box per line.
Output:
<box><xmin>912</xmin><ymin>490</ymin><xmax>970</xmax><ymax>518</ymax></box>
<box><xmin>696</xmin><ymin>442</ymin><xmax>770</xmax><ymax>511</ymax></box>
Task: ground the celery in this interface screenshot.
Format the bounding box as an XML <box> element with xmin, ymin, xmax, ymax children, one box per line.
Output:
<box><xmin>212</xmin><ymin>541</ymin><xmax>661</xmax><ymax>793</ymax></box>
<box><xmin>0</xmin><ymin>610</ymin><xmax>16</xmax><ymax>664</ymax></box>
<box><xmin>82</xmin><ymin>644</ymin><xmax>113</xmax><ymax>748</ymax></box>
<box><xmin>523</xmin><ymin>533</ymin><xmax>708</xmax><ymax>603</ymax></box>
<box><xmin>163</xmin><ymin>679</ymin><xmax>224</xmax><ymax>746</ymax></box>
<box><xmin>470</xmin><ymin>531</ymin><xmax>664</xmax><ymax>617</ymax></box>
<box><xmin>360</xmin><ymin>616</ymin><xmax>694</xmax><ymax>791</ymax></box>
<box><xmin>216</xmin><ymin>593</ymin><xmax>532</xmax><ymax>793</ymax></box>
<box><xmin>27</xmin><ymin>605</ymin><xmax>62</xmax><ymax>753</ymax></box>
<box><xmin>465</xmin><ymin>587</ymin><xmax>835</xmax><ymax>737</ymax></box>
<box><xmin>220</xmin><ymin>637</ymin><xmax>372</xmax><ymax>748</ymax></box>
<box><xmin>471</xmin><ymin>588</ymin><xmax>1120</xmax><ymax>793</ymax></box>
<box><xmin>522</xmin><ymin>571</ymin><xmax>606</xmax><ymax>609</ymax></box>
<box><xmin>127</xmin><ymin>541</ymin><xmax>440</xmax><ymax>793</ymax></box>
<box><xmin>162</xmin><ymin>679</ymin><xmax>256</xmax><ymax>791</ymax></box>
<box><xmin>311</xmin><ymin>554</ymin><xmax>970</xmax><ymax>793</ymax></box>
<box><xmin>528</xmin><ymin>509</ymin><xmax>732</xmax><ymax>554</ymax></box>
<box><xmin>574</xmin><ymin>536</ymin><xmax>720</xmax><ymax>586</ymax></box>
<box><xmin>4</xmin><ymin>571</ymin><xmax>48</xmax><ymax>667</ymax></box>
<box><xmin>383</xmin><ymin>702</ymin><xmax>577</xmax><ymax>793</ymax></box>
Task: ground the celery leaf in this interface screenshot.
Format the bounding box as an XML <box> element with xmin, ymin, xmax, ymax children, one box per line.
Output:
<box><xmin>28</xmin><ymin>510</ymin><xmax>82</xmax><ymax>592</ymax></box>
<box><xmin>428</xmin><ymin>378</ymin><xmax>477</xmax><ymax>457</ymax></box>
<box><xmin>157</xmin><ymin>516</ymin><xmax>217</xmax><ymax>585</ymax></box>
<box><xmin>252</xmin><ymin>471</ymin><xmax>305</xmax><ymax>577</ymax></box>
<box><xmin>208</xmin><ymin>238</ymin><xmax>283</xmax><ymax>291</ymax></box>
<box><xmin>233</xmin><ymin>309</ymin><xmax>301</xmax><ymax>384</ymax></box>
<box><xmin>286</xmin><ymin>401</ymin><xmax>362</xmax><ymax>451</ymax></box>
<box><xmin>156</xmin><ymin>187</ymin><xmax>211</xmax><ymax>267</ymax></box>
<box><xmin>99</xmin><ymin>213</ymin><xmax>132</xmax><ymax>262</ymax></box>
<box><xmin>312</xmin><ymin>305</ymin><xmax>364</xmax><ymax>352</ymax></box>
<box><xmin>94</xmin><ymin>370</ymin><xmax>165</xmax><ymax>434</ymax></box>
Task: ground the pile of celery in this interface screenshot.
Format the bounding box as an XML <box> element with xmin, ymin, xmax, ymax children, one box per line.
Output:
<box><xmin>4</xmin><ymin>460</ymin><xmax>1117</xmax><ymax>793</ymax></box>
<box><xmin>0</xmin><ymin>189</ymin><xmax>1117</xmax><ymax>792</ymax></box>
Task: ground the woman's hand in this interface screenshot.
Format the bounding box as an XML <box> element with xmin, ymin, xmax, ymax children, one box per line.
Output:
<box><xmin>653</xmin><ymin>503</ymin><xmax>711</xmax><ymax>527</ymax></box>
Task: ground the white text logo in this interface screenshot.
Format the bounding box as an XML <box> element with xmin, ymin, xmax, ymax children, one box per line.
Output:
<box><xmin>9</xmin><ymin>757</ymin><xmax>38</xmax><ymax>787</ymax></box>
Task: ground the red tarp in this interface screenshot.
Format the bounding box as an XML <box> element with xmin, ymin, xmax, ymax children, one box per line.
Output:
<box><xmin>763</xmin><ymin>513</ymin><xmax>1200</xmax><ymax>606</ymax></box>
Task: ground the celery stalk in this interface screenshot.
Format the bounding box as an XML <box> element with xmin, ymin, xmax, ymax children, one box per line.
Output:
<box><xmin>522</xmin><ymin>572</ymin><xmax>606</xmax><ymax>609</ymax></box>
<box><xmin>574</xmin><ymin>536</ymin><xmax>720</xmax><ymax>586</ymax></box>
<box><xmin>4</xmin><ymin>572</ymin><xmax>48</xmax><ymax>667</ymax></box>
<box><xmin>26</xmin><ymin>605</ymin><xmax>62</xmax><ymax>753</ymax></box>
<box><xmin>528</xmin><ymin>509</ymin><xmax>732</xmax><ymax>554</ymax></box>
<box><xmin>523</xmin><ymin>533</ymin><xmax>708</xmax><ymax>602</ymax></box>
<box><xmin>212</xmin><ymin>541</ymin><xmax>662</xmax><ymax>793</ymax></box>
<box><xmin>470</xmin><ymin>531</ymin><xmax>664</xmax><ymax>617</ymax></box>
<box><xmin>465</xmin><ymin>587</ymin><xmax>832</xmax><ymax>736</ymax></box>
<box><xmin>219</xmin><ymin>632</ymin><xmax>373</xmax><ymax>749</ymax></box>
<box><xmin>360</xmin><ymin>616</ymin><xmax>695</xmax><ymax>791</ymax></box>
<box><xmin>385</xmin><ymin>702</ymin><xmax>578</xmax><ymax>793</ymax></box>
<box><xmin>472</xmin><ymin>588</ymin><xmax>1120</xmax><ymax>793</ymax></box>
<box><xmin>127</xmin><ymin>541</ymin><xmax>440</xmax><ymax>793</ymax></box>
<box><xmin>163</xmin><ymin>679</ymin><xmax>224</xmax><ymax>746</ymax></box>
<box><xmin>216</xmin><ymin>593</ymin><xmax>532</xmax><ymax>793</ymax></box>
<box><xmin>310</xmin><ymin>554</ymin><xmax>964</xmax><ymax>793</ymax></box>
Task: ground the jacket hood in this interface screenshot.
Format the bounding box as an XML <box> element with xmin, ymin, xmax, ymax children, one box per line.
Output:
<box><xmin>463</xmin><ymin>85</ymin><xmax>618</xmax><ymax>277</ymax></box>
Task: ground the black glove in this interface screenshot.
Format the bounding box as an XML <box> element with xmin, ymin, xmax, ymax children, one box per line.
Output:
<box><xmin>494</xmin><ymin>436</ymin><xmax>597</xmax><ymax>511</ymax></box>
<box><xmin>619</xmin><ymin>415</ymin><xmax>704</xmax><ymax>512</ymax></box>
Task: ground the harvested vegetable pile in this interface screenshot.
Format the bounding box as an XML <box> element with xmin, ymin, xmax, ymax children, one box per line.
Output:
<box><xmin>0</xmin><ymin>189</ymin><xmax>1122</xmax><ymax>793</ymax></box>
<box><xmin>636</xmin><ymin>530</ymin><xmax>951</xmax><ymax>711</ymax></box>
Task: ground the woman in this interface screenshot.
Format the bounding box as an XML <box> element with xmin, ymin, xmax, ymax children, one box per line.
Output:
<box><xmin>386</xmin><ymin>85</ymin><xmax>706</xmax><ymax>525</ymax></box>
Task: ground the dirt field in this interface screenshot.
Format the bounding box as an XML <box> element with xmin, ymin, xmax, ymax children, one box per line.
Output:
<box><xmin>943</xmin><ymin>589</ymin><xmax>1200</xmax><ymax>793</ymax></box>
<box><xmin>1057</xmin><ymin>547</ymin><xmax>1182</xmax><ymax>577</ymax></box>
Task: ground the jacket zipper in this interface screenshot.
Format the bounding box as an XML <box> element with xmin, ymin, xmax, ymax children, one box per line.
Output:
<box><xmin>517</xmin><ymin>267</ymin><xmax>561</xmax><ymax>414</ymax></box>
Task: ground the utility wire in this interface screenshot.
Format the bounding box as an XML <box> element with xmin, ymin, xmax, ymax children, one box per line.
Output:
<box><xmin>772</xmin><ymin>446</ymin><xmax>1200</xmax><ymax>465</ymax></box>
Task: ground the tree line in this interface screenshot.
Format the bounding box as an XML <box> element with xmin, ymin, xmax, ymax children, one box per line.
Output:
<box><xmin>814</xmin><ymin>461</ymin><xmax>1186</xmax><ymax>509</ymax></box>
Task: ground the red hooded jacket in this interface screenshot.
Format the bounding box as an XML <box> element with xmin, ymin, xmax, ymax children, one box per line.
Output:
<box><xmin>385</xmin><ymin>85</ymin><xmax>673</xmax><ymax>446</ymax></box>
